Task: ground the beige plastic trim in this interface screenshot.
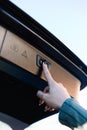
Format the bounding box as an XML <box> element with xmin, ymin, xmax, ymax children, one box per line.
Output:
<box><xmin>1</xmin><ymin>29</ymin><xmax>81</xmax><ymax>98</ymax></box>
<box><xmin>0</xmin><ymin>26</ymin><xmax>6</xmax><ymax>52</ymax></box>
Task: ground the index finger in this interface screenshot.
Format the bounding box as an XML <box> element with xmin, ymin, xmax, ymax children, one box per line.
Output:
<box><xmin>43</xmin><ymin>63</ymin><xmax>53</xmax><ymax>85</ymax></box>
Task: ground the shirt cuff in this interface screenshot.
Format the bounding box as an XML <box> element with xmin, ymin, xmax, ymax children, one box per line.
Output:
<box><xmin>59</xmin><ymin>98</ymin><xmax>87</xmax><ymax>129</ymax></box>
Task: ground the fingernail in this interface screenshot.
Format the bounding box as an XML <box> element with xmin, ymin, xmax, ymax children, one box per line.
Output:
<box><xmin>43</xmin><ymin>61</ymin><xmax>47</xmax><ymax>65</ymax></box>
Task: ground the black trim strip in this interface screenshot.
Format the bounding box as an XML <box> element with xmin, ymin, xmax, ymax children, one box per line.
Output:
<box><xmin>0</xmin><ymin>58</ymin><xmax>47</xmax><ymax>91</ymax></box>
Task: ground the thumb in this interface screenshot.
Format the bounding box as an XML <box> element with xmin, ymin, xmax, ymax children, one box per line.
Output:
<box><xmin>37</xmin><ymin>90</ymin><xmax>46</xmax><ymax>101</ymax></box>
<box><xmin>37</xmin><ymin>90</ymin><xmax>44</xmax><ymax>99</ymax></box>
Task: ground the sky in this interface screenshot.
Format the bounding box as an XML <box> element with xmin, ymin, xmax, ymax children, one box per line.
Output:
<box><xmin>10</xmin><ymin>0</ymin><xmax>87</xmax><ymax>66</ymax></box>
<box><xmin>4</xmin><ymin>1</ymin><xmax>87</xmax><ymax>130</ymax></box>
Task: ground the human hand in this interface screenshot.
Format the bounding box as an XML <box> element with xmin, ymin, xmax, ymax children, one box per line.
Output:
<box><xmin>37</xmin><ymin>63</ymin><xmax>70</xmax><ymax>110</ymax></box>
<box><xmin>38</xmin><ymin>86</ymin><xmax>55</xmax><ymax>112</ymax></box>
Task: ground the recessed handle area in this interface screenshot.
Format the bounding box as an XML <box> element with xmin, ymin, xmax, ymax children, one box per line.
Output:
<box><xmin>36</xmin><ymin>54</ymin><xmax>51</xmax><ymax>77</ymax></box>
<box><xmin>36</xmin><ymin>54</ymin><xmax>51</xmax><ymax>69</ymax></box>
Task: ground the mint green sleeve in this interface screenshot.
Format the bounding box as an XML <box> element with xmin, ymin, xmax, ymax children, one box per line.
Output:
<box><xmin>59</xmin><ymin>98</ymin><xmax>87</xmax><ymax>129</ymax></box>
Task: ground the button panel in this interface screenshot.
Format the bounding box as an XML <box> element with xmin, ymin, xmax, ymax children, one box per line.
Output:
<box><xmin>1</xmin><ymin>30</ymin><xmax>38</xmax><ymax>74</ymax></box>
<box><xmin>0</xmin><ymin>29</ymin><xmax>81</xmax><ymax>98</ymax></box>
